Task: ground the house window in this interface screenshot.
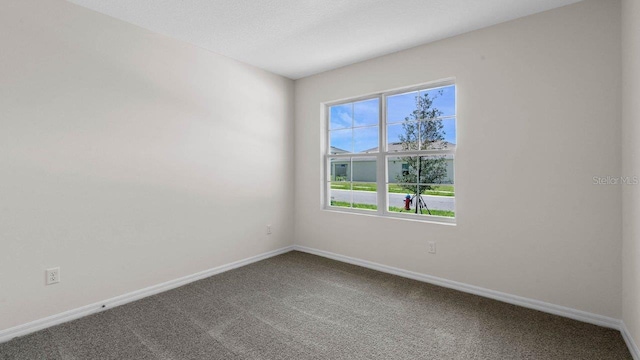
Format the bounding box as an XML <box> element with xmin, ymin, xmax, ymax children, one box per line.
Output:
<box><xmin>325</xmin><ymin>81</ymin><xmax>456</xmax><ymax>222</ymax></box>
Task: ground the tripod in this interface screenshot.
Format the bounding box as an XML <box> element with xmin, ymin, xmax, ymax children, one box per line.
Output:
<box><xmin>410</xmin><ymin>192</ymin><xmax>432</xmax><ymax>215</ymax></box>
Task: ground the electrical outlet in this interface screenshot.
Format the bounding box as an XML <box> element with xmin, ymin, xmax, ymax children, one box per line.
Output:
<box><xmin>266</xmin><ymin>225</ymin><xmax>272</xmax><ymax>235</ymax></box>
<box><xmin>46</xmin><ymin>267</ymin><xmax>60</xmax><ymax>285</ymax></box>
<box><xmin>428</xmin><ymin>241</ymin><xmax>436</xmax><ymax>254</ymax></box>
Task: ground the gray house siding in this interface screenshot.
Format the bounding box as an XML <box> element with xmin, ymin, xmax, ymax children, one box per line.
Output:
<box><xmin>331</xmin><ymin>159</ymin><xmax>454</xmax><ymax>184</ymax></box>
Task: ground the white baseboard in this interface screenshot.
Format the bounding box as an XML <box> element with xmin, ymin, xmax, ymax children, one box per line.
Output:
<box><xmin>622</xmin><ymin>322</ymin><xmax>640</xmax><ymax>360</ymax></box>
<box><xmin>3</xmin><ymin>244</ymin><xmax>637</xmax><ymax>359</ymax></box>
<box><xmin>292</xmin><ymin>245</ymin><xmax>622</xmax><ymax>330</ymax></box>
<box><xmin>0</xmin><ymin>245</ymin><xmax>294</xmax><ymax>344</ymax></box>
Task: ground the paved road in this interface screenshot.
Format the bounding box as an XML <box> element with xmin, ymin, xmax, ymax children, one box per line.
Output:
<box><xmin>330</xmin><ymin>189</ymin><xmax>454</xmax><ymax>211</ymax></box>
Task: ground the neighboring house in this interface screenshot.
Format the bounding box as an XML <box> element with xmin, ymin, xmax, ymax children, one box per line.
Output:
<box><xmin>330</xmin><ymin>142</ymin><xmax>455</xmax><ymax>184</ymax></box>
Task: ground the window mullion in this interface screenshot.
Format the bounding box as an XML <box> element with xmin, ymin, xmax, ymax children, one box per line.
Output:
<box><xmin>325</xmin><ymin>106</ymin><xmax>330</xmax><ymax>208</ymax></box>
<box><xmin>348</xmin><ymin>157</ymin><xmax>352</xmax><ymax>209</ymax></box>
<box><xmin>377</xmin><ymin>94</ymin><xmax>386</xmax><ymax>216</ymax></box>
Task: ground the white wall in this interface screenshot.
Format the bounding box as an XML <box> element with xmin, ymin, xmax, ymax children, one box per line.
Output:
<box><xmin>0</xmin><ymin>0</ymin><xmax>294</xmax><ymax>331</ymax></box>
<box><xmin>622</xmin><ymin>0</ymin><xmax>640</xmax><ymax>349</ymax></box>
<box><xmin>294</xmin><ymin>0</ymin><xmax>622</xmax><ymax>318</ymax></box>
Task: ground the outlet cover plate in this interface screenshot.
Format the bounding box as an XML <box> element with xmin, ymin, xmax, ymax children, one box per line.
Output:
<box><xmin>428</xmin><ymin>241</ymin><xmax>436</xmax><ymax>254</ymax></box>
<box><xmin>46</xmin><ymin>267</ymin><xmax>60</xmax><ymax>285</ymax></box>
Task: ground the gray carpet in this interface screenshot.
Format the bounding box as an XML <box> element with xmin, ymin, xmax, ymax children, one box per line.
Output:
<box><xmin>0</xmin><ymin>251</ymin><xmax>632</xmax><ymax>359</ymax></box>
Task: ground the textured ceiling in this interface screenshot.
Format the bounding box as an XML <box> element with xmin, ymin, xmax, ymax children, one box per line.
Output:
<box><xmin>66</xmin><ymin>0</ymin><xmax>582</xmax><ymax>79</ymax></box>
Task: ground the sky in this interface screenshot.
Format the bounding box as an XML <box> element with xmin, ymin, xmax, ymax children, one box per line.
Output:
<box><xmin>330</xmin><ymin>85</ymin><xmax>456</xmax><ymax>153</ymax></box>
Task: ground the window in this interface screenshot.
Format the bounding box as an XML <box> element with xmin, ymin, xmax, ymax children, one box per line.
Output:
<box><xmin>325</xmin><ymin>81</ymin><xmax>456</xmax><ymax>223</ymax></box>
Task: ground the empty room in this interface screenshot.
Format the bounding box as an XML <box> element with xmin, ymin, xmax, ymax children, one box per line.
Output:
<box><xmin>1</xmin><ymin>0</ymin><xmax>639</xmax><ymax>359</ymax></box>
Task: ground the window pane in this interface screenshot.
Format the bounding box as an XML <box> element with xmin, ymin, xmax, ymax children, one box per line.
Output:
<box><xmin>387</xmin><ymin>185</ymin><xmax>455</xmax><ymax>217</ymax></box>
<box><xmin>416</xmin><ymin>184</ymin><xmax>455</xmax><ymax>217</ymax></box>
<box><xmin>419</xmin><ymin>155</ymin><xmax>454</xmax><ymax>184</ymax></box>
<box><xmin>388</xmin><ymin>85</ymin><xmax>456</xmax><ymax>124</ymax></box>
<box><xmin>418</xmin><ymin>119</ymin><xmax>454</xmax><ymax>150</ymax></box>
<box><xmin>388</xmin><ymin>155</ymin><xmax>420</xmax><ymax>184</ymax></box>
<box><xmin>352</xmin><ymin>157</ymin><xmax>376</xmax><ymax>183</ymax></box>
<box><xmin>354</xmin><ymin>98</ymin><xmax>379</xmax><ymax>127</ymax></box>
<box><xmin>329</xmin><ymin>128</ymin><xmax>352</xmax><ymax>154</ymax></box>
<box><xmin>350</xmin><ymin>183</ymin><xmax>377</xmax><ymax>211</ymax></box>
<box><xmin>353</xmin><ymin>126</ymin><xmax>379</xmax><ymax>153</ymax></box>
<box><xmin>329</xmin><ymin>158</ymin><xmax>350</xmax><ymax>182</ymax></box>
<box><xmin>330</xmin><ymin>104</ymin><xmax>352</xmax><ymax>130</ymax></box>
<box><xmin>328</xmin><ymin>157</ymin><xmax>377</xmax><ymax>211</ymax></box>
<box><xmin>438</xmin><ymin>117</ymin><xmax>456</xmax><ymax>149</ymax></box>
<box><xmin>387</xmin><ymin>122</ymin><xmax>418</xmax><ymax>151</ymax></box>
<box><xmin>388</xmin><ymin>184</ymin><xmax>417</xmax><ymax>212</ymax></box>
<box><xmin>330</xmin><ymin>182</ymin><xmax>352</xmax><ymax>208</ymax></box>
<box><xmin>387</xmin><ymin>91</ymin><xmax>419</xmax><ymax>124</ymax></box>
<box><xmin>423</xmin><ymin>85</ymin><xmax>455</xmax><ymax>118</ymax></box>
<box><xmin>329</xmin><ymin>157</ymin><xmax>352</xmax><ymax>208</ymax></box>
<box><xmin>387</xmin><ymin>155</ymin><xmax>454</xmax><ymax>184</ymax></box>
<box><xmin>387</xmin><ymin>156</ymin><xmax>414</xmax><ymax>183</ymax></box>
<box><xmin>352</xmin><ymin>157</ymin><xmax>377</xmax><ymax>209</ymax></box>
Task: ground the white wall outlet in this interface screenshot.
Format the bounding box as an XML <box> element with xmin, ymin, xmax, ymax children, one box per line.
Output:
<box><xmin>266</xmin><ymin>225</ymin><xmax>272</xmax><ymax>235</ymax></box>
<box><xmin>46</xmin><ymin>267</ymin><xmax>60</xmax><ymax>285</ymax></box>
<box><xmin>428</xmin><ymin>241</ymin><xmax>436</xmax><ymax>254</ymax></box>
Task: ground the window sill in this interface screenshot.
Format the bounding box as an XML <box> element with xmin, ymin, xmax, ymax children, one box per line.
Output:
<box><xmin>323</xmin><ymin>206</ymin><xmax>457</xmax><ymax>226</ymax></box>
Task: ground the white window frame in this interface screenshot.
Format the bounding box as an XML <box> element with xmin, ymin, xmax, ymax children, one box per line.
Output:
<box><xmin>323</xmin><ymin>79</ymin><xmax>456</xmax><ymax>224</ymax></box>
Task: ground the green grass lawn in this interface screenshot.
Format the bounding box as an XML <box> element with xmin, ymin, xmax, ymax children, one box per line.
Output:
<box><xmin>330</xmin><ymin>200</ymin><xmax>455</xmax><ymax>218</ymax></box>
<box><xmin>388</xmin><ymin>206</ymin><xmax>455</xmax><ymax>217</ymax></box>
<box><xmin>331</xmin><ymin>182</ymin><xmax>454</xmax><ymax>197</ymax></box>
<box><xmin>330</xmin><ymin>200</ymin><xmax>377</xmax><ymax>210</ymax></box>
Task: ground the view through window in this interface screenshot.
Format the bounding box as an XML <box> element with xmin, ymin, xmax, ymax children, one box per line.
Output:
<box><xmin>326</xmin><ymin>82</ymin><xmax>456</xmax><ymax>221</ymax></box>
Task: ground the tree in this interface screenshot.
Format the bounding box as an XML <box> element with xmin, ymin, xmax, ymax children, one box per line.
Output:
<box><xmin>395</xmin><ymin>91</ymin><xmax>449</xmax><ymax>200</ymax></box>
